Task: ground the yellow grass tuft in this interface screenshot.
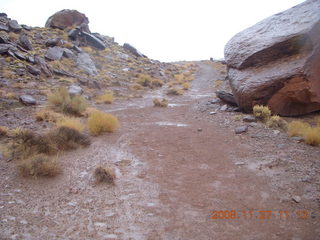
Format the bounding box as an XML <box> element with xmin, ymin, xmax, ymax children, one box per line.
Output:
<box><xmin>153</xmin><ymin>98</ymin><xmax>168</xmax><ymax>107</ymax></box>
<box><xmin>48</xmin><ymin>87</ymin><xmax>87</xmax><ymax>116</ymax></box>
<box><xmin>182</xmin><ymin>82</ymin><xmax>190</xmax><ymax>90</ymax></box>
<box><xmin>266</xmin><ymin>115</ymin><xmax>288</xmax><ymax>130</ymax></box>
<box><xmin>303</xmin><ymin>127</ymin><xmax>320</xmax><ymax>146</ymax></box>
<box><xmin>167</xmin><ymin>88</ymin><xmax>183</xmax><ymax>96</ymax></box>
<box><xmin>94</xmin><ymin>166</ymin><xmax>116</xmax><ymax>184</ymax></box>
<box><xmin>96</xmin><ymin>92</ymin><xmax>114</xmax><ymax>104</ymax></box>
<box><xmin>56</xmin><ymin>117</ymin><xmax>85</xmax><ymax>132</ymax></box>
<box><xmin>35</xmin><ymin>109</ymin><xmax>64</xmax><ymax>122</ymax></box>
<box><xmin>87</xmin><ymin>111</ymin><xmax>119</xmax><ymax>136</ymax></box>
<box><xmin>253</xmin><ymin>105</ymin><xmax>271</xmax><ymax>123</ymax></box>
<box><xmin>287</xmin><ymin>121</ymin><xmax>311</xmax><ymax>137</ymax></box>
<box><xmin>18</xmin><ymin>154</ymin><xmax>60</xmax><ymax>178</ymax></box>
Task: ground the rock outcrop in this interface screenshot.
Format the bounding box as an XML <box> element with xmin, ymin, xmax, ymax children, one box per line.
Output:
<box><xmin>45</xmin><ymin>9</ymin><xmax>90</xmax><ymax>33</ymax></box>
<box><xmin>224</xmin><ymin>0</ymin><xmax>320</xmax><ymax>116</ymax></box>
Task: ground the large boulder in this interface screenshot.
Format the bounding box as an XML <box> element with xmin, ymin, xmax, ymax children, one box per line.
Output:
<box><xmin>224</xmin><ymin>0</ymin><xmax>320</xmax><ymax>116</ymax></box>
<box><xmin>45</xmin><ymin>9</ymin><xmax>90</xmax><ymax>33</ymax></box>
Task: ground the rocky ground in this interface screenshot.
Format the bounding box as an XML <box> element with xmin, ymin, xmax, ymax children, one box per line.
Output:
<box><xmin>0</xmin><ymin>61</ymin><xmax>319</xmax><ymax>240</ymax></box>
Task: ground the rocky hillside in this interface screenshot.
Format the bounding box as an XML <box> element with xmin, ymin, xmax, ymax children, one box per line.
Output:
<box><xmin>0</xmin><ymin>10</ymin><xmax>197</xmax><ymax>128</ymax></box>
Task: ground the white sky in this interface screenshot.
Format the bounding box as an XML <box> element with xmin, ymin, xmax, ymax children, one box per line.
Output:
<box><xmin>1</xmin><ymin>0</ymin><xmax>304</xmax><ymax>62</ymax></box>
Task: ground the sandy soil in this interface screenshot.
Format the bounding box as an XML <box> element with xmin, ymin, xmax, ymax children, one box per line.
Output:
<box><xmin>1</xmin><ymin>62</ymin><xmax>319</xmax><ymax>240</ymax></box>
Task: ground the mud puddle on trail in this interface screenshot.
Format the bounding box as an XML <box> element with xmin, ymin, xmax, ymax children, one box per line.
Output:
<box><xmin>1</xmin><ymin>62</ymin><xmax>320</xmax><ymax>239</ymax></box>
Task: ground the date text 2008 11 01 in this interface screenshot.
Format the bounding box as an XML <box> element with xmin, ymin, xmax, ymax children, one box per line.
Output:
<box><xmin>210</xmin><ymin>210</ymin><xmax>309</xmax><ymax>220</ymax></box>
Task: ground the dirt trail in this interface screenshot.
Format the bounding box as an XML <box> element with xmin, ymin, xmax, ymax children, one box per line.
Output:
<box><xmin>1</xmin><ymin>62</ymin><xmax>320</xmax><ymax>240</ymax></box>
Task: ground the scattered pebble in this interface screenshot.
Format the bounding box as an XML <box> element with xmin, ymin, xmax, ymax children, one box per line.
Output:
<box><xmin>292</xmin><ymin>195</ymin><xmax>301</xmax><ymax>203</ymax></box>
<box><xmin>209</xmin><ymin>111</ymin><xmax>216</xmax><ymax>115</ymax></box>
<box><xmin>243</xmin><ymin>115</ymin><xmax>256</xmax><ymax>123</ymax></box>
<box><xmin>220</xmin><ymin>104</ymin><xmax>228</xmax><ymax>111</ymax></box>
<box><xmin>235</xmin><ymin>161</ymin><xmax>246</xmax><ymax>166</ymax></box>
<box><xmin>234</xmin><ymin>126</ymin><xmax>248</xmax><ymax>134</ymax></box>
<box><xmin>197</xmin><ymin>128</ymin><xmax>203</xmax><ymax>132</ymax></box>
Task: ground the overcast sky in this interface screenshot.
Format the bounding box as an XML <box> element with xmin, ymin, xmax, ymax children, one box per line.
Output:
<box><xmin>1</xmin><ymin>0</ymin><xmax>304</xmax><ymax>62</ymax></box>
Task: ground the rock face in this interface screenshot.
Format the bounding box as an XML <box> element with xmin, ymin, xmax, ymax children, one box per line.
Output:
<box><xmin>224</xmin><ymin>0</ymin><xmax>320</xmax><ymax>116</ymax></box>
<box><xmin>123</xmin><ymin>43</ymin><xmax>146</xmax><ymax>58</ymax></box>
<box><xmin>45</xmin><ymin>9</ymin><xmax>90</xmax><ymax>32</ymax></box>
<box><xmin>76</xmin><ymin>52</ymin><xmax>97</xmax><ymax>76</ymax></box>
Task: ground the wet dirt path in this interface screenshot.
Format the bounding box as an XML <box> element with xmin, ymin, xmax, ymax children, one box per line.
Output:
<box><xmin>1</xmin><ymin>63</ymin><xmax>319</xmax><ymax>239</ymax></box>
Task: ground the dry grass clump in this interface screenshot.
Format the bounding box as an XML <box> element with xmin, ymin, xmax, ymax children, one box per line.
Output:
<box><xmin>303</xmin><ymin>127</ymin><xmax>320</xmax><ymax>146</ymax></box>
<box><xmin>18</xmin><ymin>154</ymin><xmax>60</xmax><ymax>177</ymax></box>
<box><xmin>253</xmin><ymin>105</ymin><xmax>271</xmax><ymax>123</ymax></box>
<box><xmin>87</xmin><ymin>111</ymin><xmax>119</xmax><ymax>136</ymax></box>
<box><xmin>131</xmin><ymin>83</ymin><xmax>144</xmax><ymax>90</ymax></box>
<box><xmin>35</xmin><ymin>109</ymin><xmax>64</xmax><ymax>122</ymax></box>
<box><xmin>315</xmin><ymin>116</ymin><xmax>320</xmax><ymax>127</ymax></box>
<box><xmin>94</xmin><ymin>166</ymin><xmax>116</xmax><ymax>184</ymax></box>
<box><xmin>287</xmin><ymin>121</ymin><xmax>311</xmax><ymax>137</ymax></box>
<box><xmin>153</xmin><ymin>98</ymin><xmax>168</xmax><ymax>107</ymax></box>
<box><xmin>49</xmin><ymin>126</ymin><xmax>91</xmax><ymax>150</ymax></box>
<box><xmin>56</xmin><ymin>117</ymin><xmax>85</xmax><ymax>132</ymax></box>
<box><xmin>0</xmin><ymin>126</ymin><xmax>9</xmax><ymax>138</ymax></box>
<box><xmin>95</xmin><ymin>92</ymin><xmax>114</xmax><ymax>104</ymax></box>
<box><xmin>287</xmin><ymin>120</ymin><xmax>320</xmax><ymax>146</ymax></box>
<box><xmin>13</xmin><ymin>127</ymin><xmax>90</xmax><ymax>159</ymax></box>
<box><xmin>167</xmin><ymin>88</ymin><xmax>184</xmax><ymax>96</ymax></box>
<box><xmin>182</xmin><ymin>82</ymin><xmax>190</xmax><ymax>90</ymax></box>
<box><xmin>48</xmin><ymin>87</ymin><xmax>87</xmax><ymax>116</ymax></box>
<box><xmin>136</xmin><ymin>74</ymin><xmax>164</xmax><ymax>89</ymax></box>
<box><xmin>266</xmin><ymin>115</ymin><xmax>288</xmax><ymax>130</ymax></box>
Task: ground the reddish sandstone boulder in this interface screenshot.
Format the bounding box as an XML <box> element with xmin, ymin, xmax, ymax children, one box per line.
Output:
<box><xmin>45</xmin><ymin>9</ymin><xmax>90</xmax><ymax>33</ymax></box>
<box><xmin>224</xmin><ymin>0</ymin><xmax>320</xmax><ymax>116</ymax></box>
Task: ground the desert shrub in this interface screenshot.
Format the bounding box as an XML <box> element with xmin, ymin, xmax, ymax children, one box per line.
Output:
<box><xmin>56</xmin><ymin>117</ymin><xmax>85</xmax><ymax>132</ymax></box>
<box><xmin>96</xmin><ymin>92</ymin><xmax>114</xmax><ymax>104</ymax></box>
<box><xmin>174</xmin><ymin>74</ymin><xmax>184</xmax><ymax>82</ymax></box>
<box><xmin>35</xmin><ymin>110</ymin><xmax>64</xmax><ymax>122</ymax></box>
<box><xmin>18</xmin><ymin>154</ymin><xmax>60</xmax><ymax>177</ymax></box>
<box><xmin>131</xmin><ymin>83</ymin><xmax>144</xmax><ymax>90</ymax></box>
<box><xmin>266</xmin><ymin>115</ymin><xmax>288</xmax><ymax>130</ymax></box>
<box><xmin>253</xmin><ymin>105</ymin><xmax>271</xmax><ymax>123</ymax></box>
<box><xmin>315</xmin><ymin>116</ymin><xmax>320</xmax><ymax>127</ymax></box>
<box><xmin>182</xmin><ymin>82</ymin><xmax>190</xmax><ymax>90</ymax></box>
<box><xmin>136</xmin><ymin>74</ymin><xmax>152</xmax><ymax>87</ymax></box>
<box><xmin>0</xmin><ymin>126</ymin><xmax>9</xmax><ymax>138</ymax></box>
<box><xmin>287</xmin><ymin>121</ymin><xmax>311</xmax><ymax>137</ymax></box>
<box><xmin>94</xmin><ymin>166</ymin><xmax>116</xmax><ymax>184</ymax></box>
<box><xmin>15</xmin><ymin>129</ymin><xmax>55</xmax><ymax>157</ymax></box>
<box><xmin>167</xmin><ymin>88</ymin><xmax>183</xmax><ymax>96</ymax></box>
<box><xmin>87</xmin><ymin>111</ymin><xmax>119</xmax><ymax>136</ymax></box>
<box><xmin>153</xmin><ymin>98</ymin><xmax>168</xmax><ymax>107</ymax></box>
<box><xmin>48</xmin><ymin>87</ymin><xmax>87</xmax><ymax>116</ymax></box>
<box><xmin>49</xmin><ymin>126</ymin><xmax>90</xmax><ymax>150</ymax></box>
<box><xmin>136</xmin><ymin>74</ymin><xmax>163</xmax><ymax>89</ymax></box>
<box><xmin>303</xmin><ymin>127</ymin><xmax>320</xmax><ymax>146</ymax></box>
<box><xmin>233</xmin><ymin>115</ymin><xmax>242</xmax><ymax>121</ymax></box>
<box><xmin>151</xmin><ymin>79</ymin><xmax>164</xmax><ymax>88</ymax></box>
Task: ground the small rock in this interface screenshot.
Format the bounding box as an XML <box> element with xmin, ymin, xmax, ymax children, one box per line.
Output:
<box><xmin>243</xmin><ymin>115</ymin><xmax>256</xmax><ymax>122</ymax></box>
<box><xmin>82</xmin><ymin>31</ymin><xmax>106</xmax><ymax>50</ymax></box>
<box><xmin>209</xmin><ymin>111</ymin><xmax>216</xmax><ymax>115</ymax></box>
<box><xmin>249</xmin><ymin>122</ymin><xmax>258</xmax><ymax>127</ymax></box>
<box><xmin>26</xmin><ymin>65</ymin><xmax>41</xmax><ymax>76</ymax></box>
<box><xmin>234</xmin><ymin>126</ymin><xmax>248</xmax><ymax>134</ymax></box>
<box><xmin>220</xmin><ymin>104</ymin><xmax>228</xmax><ymax>111</ymax></box>
<box><xmin>209</xmin><ymin>99</ymin><xmax>220</xmax><ymax>104</ymax></box>
<box><xmin>8</xmin><ymin>20</ymin><xmax>22</xmax><ymax>32</ymax></box>
<box><xmin>45</xmin><ymin>46</ymin><xmax>64</xmax><ymax>61</ymax></box>
<box><xmin>19</xmin><ymin>34</ymin><xmax>33</xmax><ymax>50</ymax></box>
<box><xmin>291</xmin><ymin>136</ymin><xmax>304</xmax><ymax>142</ymax></box>
<box><xmin>76</xmin><ymin>52</ymin><xmax>97</xmax><ymax>75</ymax></box>
<box><xmin>19</xmin><ymin>95</ymin><xmax>36</xmax><ymax>105</ymax></box>
<box><xmin>68</xmin><ymin>85</ymin><xmax>83</xmax><ymax>95</ymax></box>
<box><xmin>197</xmin><ymin>128</ymin><xmax>203</xmax><ymax>132</ymax></box>
<box><xmin>45</xmin><ymin>38</ymin><xmax>63</xmax><ymax>47</ymax></box>
<box><xmin>292</xmin><ymin>195</ymin><xmax>301</xmax><ymax>203</ymax></box>
<box><xmin>0</xmin><ymin>24</ymin><xmax>9</xmax><ymax>32</ymax></box>
<box><xmin>273</xmin><ymin>130</ymin><xmax>280</xmax><ymax>135</ymax></box>
<box><xmin>62</xmin><ymin>48</ymin><xmax>75</xmax><ymax>59</ymax></box>
<box><xmin>235</xmin><ymin>161</ymin><xmax>246</xmax><ymax>166</ymax></box>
